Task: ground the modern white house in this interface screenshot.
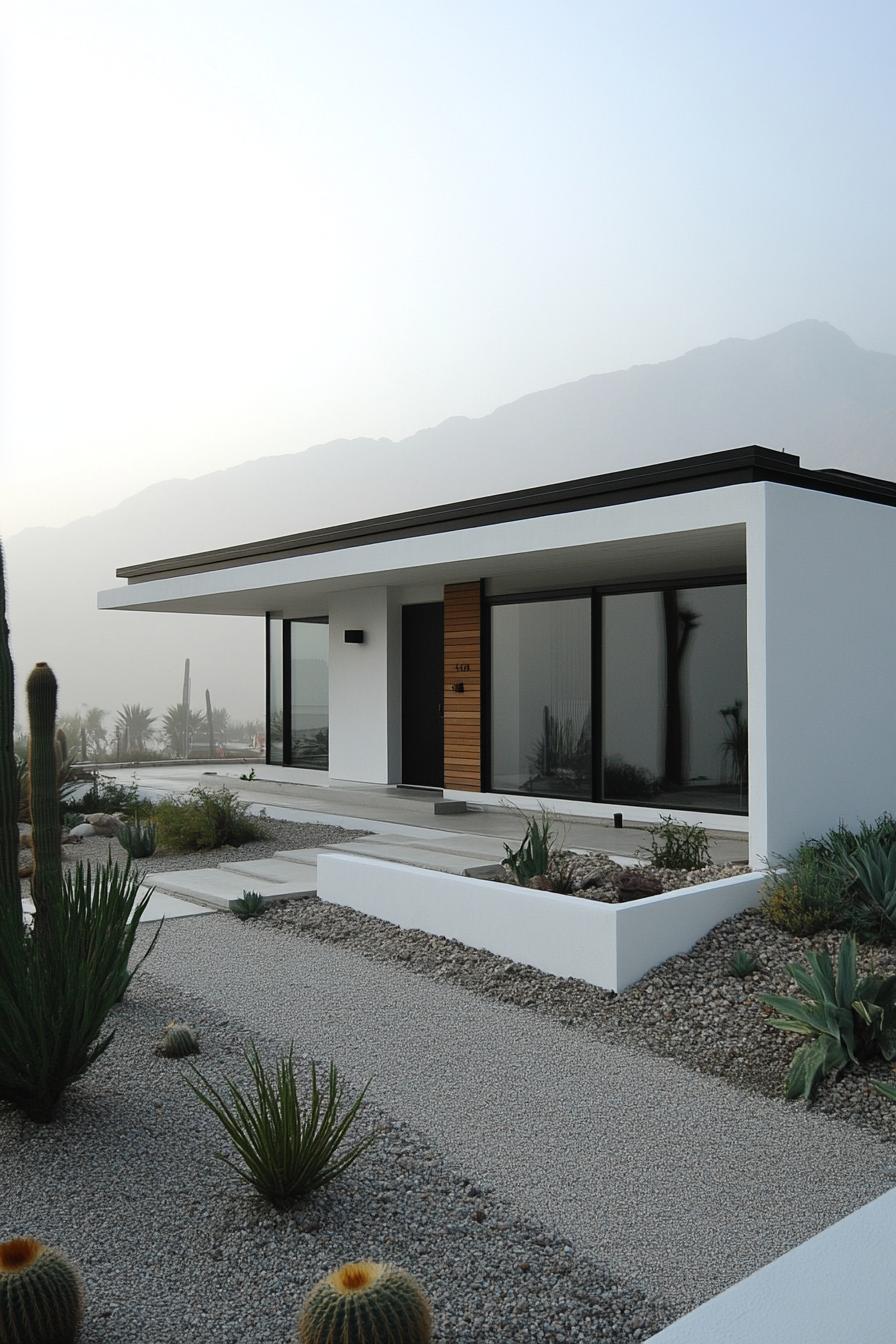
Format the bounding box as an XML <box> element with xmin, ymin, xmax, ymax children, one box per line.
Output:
<box><xmin>99</xmin><ymin>446</ymin><xmax>896</xmax><ymax>868</ymax></box>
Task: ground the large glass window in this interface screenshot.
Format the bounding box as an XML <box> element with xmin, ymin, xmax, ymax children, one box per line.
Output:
<box><xmin>267</xmin><ymin>616</ymin><xmax>284</xmax><ymax>763</ymax></box>
<box><xmin>602</xmin><ymin>584</ymin><xmax>747</xmax><ymax>811</ymax></box>
<box><xmin>490</xmin><ymin>598</ymin><xmax>592</xmax><ymax>800</ymax></box>
<box><xmin>487</xmin><ymin>581</ymin><xmax>747</xmax><ymax>814</ymax></box>
<box><xmin>289</xmin><ymin>620</ymin><xmax>329</xmax><ymax>770</ymax></box>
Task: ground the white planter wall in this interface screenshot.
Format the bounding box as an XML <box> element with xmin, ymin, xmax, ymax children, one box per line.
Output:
<box><xmin>316</xmin><ymin>853</ymin><xmax>766</xmax><ymax>992</ymax></box>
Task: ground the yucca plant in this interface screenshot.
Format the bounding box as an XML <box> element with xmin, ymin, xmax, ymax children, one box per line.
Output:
<box><xmin>187</xmin><ymin>1044</ymin><xmax>375</xmax><ymax>1204</ymax></box>
<box><xmin>841</xmin><ymin>839</ymin><xmax>896</xmax><ymax>944</ymax></box>
<box><xmin>503</xmin><ymin>808</ymin><xmax>556</xmax><ymax>885</ymax></box>
<box><xmin>761</xmin><ymin>935</ymin><xmax>896</xmax><ymax>1102</ymax></box>
<box><xmin>118</xmin><ymin>817</ymin><xmax>158</xmax><ymax>859</ymax></box>
<box><xmin>728</xmin><ymin>949</ymin><xmax>758</xmax><ymax>978</ymax></box>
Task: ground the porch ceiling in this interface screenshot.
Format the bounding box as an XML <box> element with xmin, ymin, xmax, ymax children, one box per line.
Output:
<box><xmin>98</xmin><ymin>521</ymin><xmax>746</xmax><ymax>618</ymax></box>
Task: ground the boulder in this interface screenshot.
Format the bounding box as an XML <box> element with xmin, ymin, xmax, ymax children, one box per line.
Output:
<box><xmin>83</xmin><ymin>812</ymin><xmax>124</xmax><ymax>837</ymax></box>
<box><xmin>615</xmin><ymin>869</ymin><xmax>664</xmax><ymax>902</ymax></box>
<box><xmin>68</xmin><ymin>822</ymin><xmax>97</xmax><ymax>838</ymax></box>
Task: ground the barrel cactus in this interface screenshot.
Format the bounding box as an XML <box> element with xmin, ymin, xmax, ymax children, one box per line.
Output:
<box><xmin>156</xmin><ymin>1022</ymin><xmax>199</xmax><ymax>1058</ymax></box>
<box><xmin>298</xmin><ymin>1262</ymin><xmax>432</xmax><ymax>1344</ymax></box>
<box><xmin>0</xmin><ymin>1236</ymin><xmax>84</xmax><ymax>1344</ymax></box>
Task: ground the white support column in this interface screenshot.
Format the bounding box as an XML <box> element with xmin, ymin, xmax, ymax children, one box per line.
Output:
<box><xmin>327</xmin><ymin>587</ymin><xmax>400</xmax><ymax>783</ymax></box>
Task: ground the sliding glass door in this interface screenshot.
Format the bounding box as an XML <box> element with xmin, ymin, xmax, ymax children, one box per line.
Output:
<box><xmin>266</xmin><ymin>615</ymin><xmax>329</xmax><ymax>770</ymax></box>
<box><xmin>490</xmin><ymin>597</ymin><xmax>592</xmax><ymax>800</ymax></box>
<box><xmin>487</xmin><ymin>581</ymin><xmax>747</xmax><ymax>814</ymax></box>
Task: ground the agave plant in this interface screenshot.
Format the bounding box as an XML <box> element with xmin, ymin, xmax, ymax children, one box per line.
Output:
<box><xmin>873</xmin><ymin>1078</ymin><xmax>896</xmax><ymax>1102</ymax></box>
<box><xmin>503</xmin><ymin>808</ymin><xmax>556</xmax><ymax>885</ymax></box>
<box><xmin>761</xmin><ymin>935</ymin><xmax>896</xmax><ymax>1102</ymax></box>
<box><xmin>841</xmin><ymin>839</ymin><xmax>896</xmax><ymax>944</ymax></box>
<box><xmin>230</xmin><ymin>890</ymin><xmax>265</xmax><ymax>920</ymax></box>
<box><xmin>728</xmin><ymin>949</ymin><xmax>758</xmax><ymax>978</ymax></box>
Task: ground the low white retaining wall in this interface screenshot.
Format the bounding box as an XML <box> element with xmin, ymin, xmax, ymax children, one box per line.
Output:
<box><xmin>316</xmin><ymin>854</ymin><xmax>766</xmax><ymax>992</ymax></box>
<box><xmin>647</xmin><ymin>1187</ymin><xmax>896</xmax><ymax>1343</ymax></box>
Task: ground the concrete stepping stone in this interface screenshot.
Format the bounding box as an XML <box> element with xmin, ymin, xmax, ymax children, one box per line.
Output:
<box><xmin>148</xmin><ymin>869</ymin><xmax>311</xmax><ymax>910</ymax></box>
<box><xmin>324</xmin><ymin>838</ymin><xmax>500</xmax><ymax>876</ymax></box>
<box><xmin>219</xmin><ymin>857</ymin><xmax>320</xmax><ymax>884</ymax></box>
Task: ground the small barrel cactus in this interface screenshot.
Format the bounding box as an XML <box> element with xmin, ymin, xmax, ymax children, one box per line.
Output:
<box><xmin>0</xmin><ymin>1236</ymin><xmax>84</xmax><ymax>1344</ymax></box>
<box><xmin>298</xmin><ymin>1262</ymin><xmax>432</xmax><ymax>1344</ymax></box>
<box><xmin>155</xmin><ymin>1022</ymin><xmax>199</xmax><ymax>1059</ymax></box>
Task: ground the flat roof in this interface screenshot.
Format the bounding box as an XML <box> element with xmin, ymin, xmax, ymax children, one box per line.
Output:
<box><xmin>117</xmin><ymin>444</ymin><xmax>896</xmax><ymax>583</ymax></box>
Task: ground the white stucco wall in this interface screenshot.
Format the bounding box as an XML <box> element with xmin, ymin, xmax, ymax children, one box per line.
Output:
<box><xmin>327</xmin><ymin>587</ymin><xmax>400</xmax><ymax>783</ymax></box>
<box><xmin>750</xmin><ymin>484</ymin><xmax>896</xmax><ymax>865</ymax></box>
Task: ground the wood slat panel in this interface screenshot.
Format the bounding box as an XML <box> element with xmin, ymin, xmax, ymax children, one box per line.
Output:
<box><xmin>443</xmin><ymin>580</ymin><xmax>482</xmax><ymax>791</ymax></box>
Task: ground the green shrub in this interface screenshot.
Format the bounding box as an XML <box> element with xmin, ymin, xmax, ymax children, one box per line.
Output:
<box><xmin>152</xmin><ymin>786</ymin><xmax>263</xmax><ymax>852</ymax></box>
<box><xmin>187</xmin><ymin>1044</ymin><xmax>375</xmax><ymax>1204</ymax></box>
<box><xmin>761</xmin><ymin>843</ymin><xmax>846</xmax><ymax>935</ymax></box>
<box><xmin>0</xmin><ymin>857</ymin><xmax>158</xmax><ymax>1121</ymax></box>
<box><xmin>77</xmin><ymin>772</ymin><xmax>140</xmax><ymax>815</ymax></box>
<box><xmin>639</xmin><ymin>815</ymin><xmax>710</xmax><ymax>870</ymax></box>
<box><xmin>761</xmin><ymin>935</ymin><xmax>896</xmax><ymax>1102</ymax></box>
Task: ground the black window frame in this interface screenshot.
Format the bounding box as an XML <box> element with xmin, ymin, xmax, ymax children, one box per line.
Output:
<box><xmin>483</xmin><ymin>572</ymin><xmax>747</xmax><ymax>816</ymax></box>
<box><xmin>265</xmin><ymin>613</ymin><xmax>329</xmax><ymax>770</ymax></box>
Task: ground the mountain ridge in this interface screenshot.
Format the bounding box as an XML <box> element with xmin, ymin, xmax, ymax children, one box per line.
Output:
<box><xmin>5</xmin><ymin>319</ymin><xmax>895</xmax><ymax>721</ymax></box>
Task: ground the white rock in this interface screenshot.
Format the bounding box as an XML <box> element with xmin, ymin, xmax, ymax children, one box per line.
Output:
<box><xmin>68</xmin><ymin>823</ymin><xmax>96</xmax><ymax>838</ymax></box>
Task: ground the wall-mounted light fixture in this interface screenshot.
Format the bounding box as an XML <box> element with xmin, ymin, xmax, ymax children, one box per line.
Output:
<box><xmin>344</xmin><ymin>629</ymin><xmax>365</xmax><ymax>644</ymax></box>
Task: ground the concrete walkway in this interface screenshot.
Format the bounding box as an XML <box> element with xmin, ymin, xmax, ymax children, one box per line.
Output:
<box><xmin>138</xmin><ymin>914</ymin><xmax>892</xmax><ymax>1312</ymax></box>
<box><xmin>117</xmin><ymin>763</ymin><xmax>750</xmax><ymax>863</ymax></box>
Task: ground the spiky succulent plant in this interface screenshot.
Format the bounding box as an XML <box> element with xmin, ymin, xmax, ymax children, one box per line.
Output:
<box><xmin>156</xmin><ymin>1022</ymin><xmax>199</xmax><ymax>1058</ymax></box>
<box><xmin>298</xmin><ymin>1262</ymin><xmax>432</xmax><ymax>1344</ymax></box>
<box><xmin>0</xmin><ymin>1236</ymin><xmax>84</xmax><ymax>1344</ymax></box>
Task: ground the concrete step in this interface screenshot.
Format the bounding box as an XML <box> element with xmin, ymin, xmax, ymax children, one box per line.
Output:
<box><xmin>148</xmin><ymin>868</ymin><xmax>313</xmax><ymax>910</ymax></box>
<box><xmin>219</xmin><ymin>857</ymin><xmax>320</xmax><ymax>884</ymax></box>
<box><xmin>274</xmin><ymin>847</ymin><xmax>331</xmax><ymax>863</ymax></box>
<box><xmin>324</xmin><ymin>838</ymin><xmax>500</xmax><ymax>876</ymax></box>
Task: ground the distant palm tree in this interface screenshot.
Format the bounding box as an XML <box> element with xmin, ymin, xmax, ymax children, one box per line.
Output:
<box><xmin>116</xmin><ymin>703</ymin><xmax>156</xmax><ymax>755</ymax></box>
<box><xmin>82</xmin><ymin>706</ymin><xmax>107</xmax><ymax>757</ymax></box>
<box><xmin>161</xmin><ymin>704</ymin><xmax>205</xmax><ymax>758</ymax></box>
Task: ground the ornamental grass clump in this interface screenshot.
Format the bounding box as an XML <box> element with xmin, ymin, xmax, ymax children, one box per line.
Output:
<box><xmin>761</xmin><ymin>842</ymin><xmax>846</xmax><ymax>936</ymax></box>
<box><xmin>187</xmin><ymin>1044</ymin><xmax>375</xmax><ymax>1204</ymax></box>
<box><xmin>639</xmin><ymin>815</ymin><xmax>710</xmax><ymax>870</ymax></box>
<box><xmin>299</xmin><ymin>1261</ymin><xmax>432</xmax><ymax>1344</ymax></box>
<box><xmin>0</xmin><ymin>1237</ymin><xmax>84</xmax><ymax>1344</ymax></box>
<box><xmin>760</xmin><ymin>934</ymin><xmax>896</xmax><ymax>1102</ymax></box>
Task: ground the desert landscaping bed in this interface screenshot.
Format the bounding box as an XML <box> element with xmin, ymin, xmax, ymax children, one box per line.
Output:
<box><xmin>0</xmin><ymin>974</ymin><xmax>670</xmax><ymax>1344</ymax></box>
<box><xmin>56</xmin><ymin>815</ymin><xmax>370</xmax><ymax>876</ymax></box>
<box><xmin>266</xmin><ymin>897</ymin><xmax>896</xmax><ymax>1141</ymax></box>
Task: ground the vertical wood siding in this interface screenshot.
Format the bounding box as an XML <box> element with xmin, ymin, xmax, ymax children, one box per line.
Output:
<box><xmin>443</xmin><ymin>581</ymin><xmax>482</xmax><ymax>790</ymax></box>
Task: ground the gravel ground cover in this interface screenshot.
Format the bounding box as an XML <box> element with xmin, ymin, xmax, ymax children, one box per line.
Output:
<box><xmin>266</xmin><ymin>898</ymin><xmax>896</xmax><ymax>1140</ymax></box>
<box><xmin>1</xmin><ymin>976</ymin><xmax>670</xmax><ymax>1344</ymax></box>
<box><xmin>56</xmin><ymin>816</ymin><xmax>369</xmax><ymax>876</ymax></box>
<box><xmin>498</xmin><ymin>852</ymin><xmax>747</xmax><ymax>901</ymax></box>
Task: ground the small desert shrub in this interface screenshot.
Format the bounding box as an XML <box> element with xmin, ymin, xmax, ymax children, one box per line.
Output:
<box><xmin>153</xmin><ymin>786</ymin><xmax>263</xmax><ymax>852</ymax></box>
<box><xmin>639</xmin><ymin>815</ymin><xmax>710</xmax><ymax>870</ymax></box>
<box><xmin>188</xmin><ymin>1044</ymin><xmax>375</xmax><ymax>1204</ymax></box>
<box><xmin>762</xmin><ymin>843</ymin><xmax>846</xmax><ymax>936</ymax></box>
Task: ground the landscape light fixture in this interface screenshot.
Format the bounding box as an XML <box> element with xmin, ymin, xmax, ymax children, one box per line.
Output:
<box><xmin>344</xmin><ymin>629</ymin><xmax>365</xmax><ymax>644</ymax></box>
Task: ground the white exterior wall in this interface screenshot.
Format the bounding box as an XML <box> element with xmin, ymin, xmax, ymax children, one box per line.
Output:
<box><xmin>327</xmin><ymin>588</ymin><xmax>401</xmax><ymax>783</ymax></box>
<box><xmin>750</xmin><ymin>484</ymin><xmax>896</xmax><ymax>865</ymax></box>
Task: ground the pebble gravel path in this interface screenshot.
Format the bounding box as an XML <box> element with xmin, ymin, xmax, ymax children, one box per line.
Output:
<box><xmin>134</xmin><ymin>912</ymin><xmax>894</xmax><ymax>1313</ymax></box>
<box><xmin>2</xmin><ymin>976</ymin><xmax>668</xmax><ymax>1344</ymax></box>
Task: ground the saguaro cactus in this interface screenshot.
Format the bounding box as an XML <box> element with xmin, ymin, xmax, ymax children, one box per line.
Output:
<box><xmin>0</xmin><ymin>546</ymin><xmax>19</xmax><ymax>911</ymax></box>
<box><xmin>26</xmin><ymin>662</ymin><xmax>62</xmax><ymax>922</ymax></box>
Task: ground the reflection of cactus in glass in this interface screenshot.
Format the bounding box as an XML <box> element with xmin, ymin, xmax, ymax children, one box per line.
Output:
<box><xmin>720</xmin><ymin>700</ymin><xmax>748</xmax><ymax>800</ymax></box>
<box><xmin>0</xmin><ymin>1236</ymin><xmax>85</xmax><ymax>1344</ymax></box>
<box><xmin>299</xmin><ymin>1262</ymin><xmax>432</xmax><ymax>1344</ymax></box>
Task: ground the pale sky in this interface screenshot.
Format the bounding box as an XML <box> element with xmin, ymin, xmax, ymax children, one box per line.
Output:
<box><xmin>4</xmin><ymin>0</ymin><xmax>895</xmax><ymax>534</ymax></box>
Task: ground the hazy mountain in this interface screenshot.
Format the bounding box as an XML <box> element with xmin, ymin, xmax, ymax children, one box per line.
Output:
<box><xmin>5</xmin><ymin>320</ymin><xmax>896</xmax><ymax>726</ymax></box>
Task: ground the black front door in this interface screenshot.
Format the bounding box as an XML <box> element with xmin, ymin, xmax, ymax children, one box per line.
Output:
<box><xmin>401</xmin><ymin>602</ymin><xmax>444</xmax><ymax>787</ymax></box>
